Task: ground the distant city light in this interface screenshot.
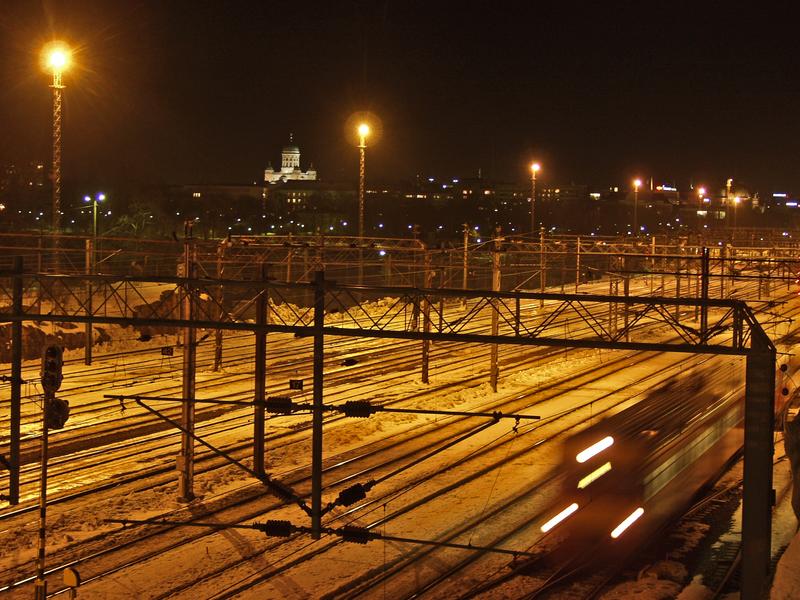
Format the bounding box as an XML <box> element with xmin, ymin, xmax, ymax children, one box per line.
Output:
<box><xmin>774</xmin><ymin>193</ymin><xmax>788</xmax><ymax>198</ymax></box>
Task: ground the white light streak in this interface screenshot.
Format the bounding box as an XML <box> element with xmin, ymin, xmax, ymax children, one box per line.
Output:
<box><xmin>577</xmin><ymin>462</ymin><xmax>612</xmax><ymax>489</ymax></box>
<box><xmin>610</xmin><ymin>507</ymin><xmax>644</xmax><ymax>538</ymax></box>
<box><xmin>541</xmin><ymin>503</ymin><xmax>579</xmax><ymax>533</ymax></box>
<box><xmin>576</xmin><ymin>436</ymin><xmax>614</xmax><ymax>463</ymax></box>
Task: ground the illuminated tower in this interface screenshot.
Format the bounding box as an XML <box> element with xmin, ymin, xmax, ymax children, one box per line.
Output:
<box><xmin>281</xmin><ymin>133</ymin><xmax>301</xmax><ymax>172</ymax></box>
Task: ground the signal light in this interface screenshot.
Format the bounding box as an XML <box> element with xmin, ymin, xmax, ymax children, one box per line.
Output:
<box><xmin>41</xmin><ymin>345</ymin><xmax>63</xmax><ymax>394</ymax></box>
<box><xmin>45</xmin><ymin>397</ymin><xmax>70</xmax><ymax>430</ymax></box>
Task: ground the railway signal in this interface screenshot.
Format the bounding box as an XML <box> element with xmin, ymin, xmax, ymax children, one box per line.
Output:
<box><xmin>40</xmin><ymin>345</ymin><xmax>63</xmax><ymax>394</ymax></box>
<box><xmin>45</xmin><ymin>397</ymin><xmax>70</xmax><ymax>430</ymax></box>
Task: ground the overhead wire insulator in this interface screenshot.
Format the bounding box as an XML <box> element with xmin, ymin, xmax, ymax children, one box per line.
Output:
<box><xmin>340</xmin><ymin>525</ymin><xmax>378</xmax><ymax>545</ymax></box>
<box><xmin>336</xmin><ymin>480</ymin><xmax>376</xmax><ymax>507</ymax></box>
<box><xmin>255</xmin><ymin>520</ymin><xmax>294</xmax><ymax>537</ymax></box>
<box><xmin>341</xmin><ymin>400</ymin><xmax>376</xmax><ymax>418</ymax></box>
<box><xmin>266</xmin><ymin>396</ymin><xmax>294</xmax><ymax>414</ymax></box>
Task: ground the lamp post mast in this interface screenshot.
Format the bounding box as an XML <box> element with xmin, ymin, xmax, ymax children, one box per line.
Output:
<box><xmin>357</xmin><ymin>123</ymin><xmax>369</xmax><ymax>285</ymax></box>
<box><xmin>530</xmin><ymin>162</ymin><xmax>540</xmax><ymax>235</ymax></box>
<box><xmin>358</xmin><ymin>124</ymin><xmax>369</xmax><ymax>241</ymax></box>
<box><xmin>44</xmin><ymin>42</ymin><xmax>70</xmax><ymax>270</ymax></box>
<box><xmin>51</xmin><ymin>71</ymin><xmax>64</xmax><ymax>235</ymax></box>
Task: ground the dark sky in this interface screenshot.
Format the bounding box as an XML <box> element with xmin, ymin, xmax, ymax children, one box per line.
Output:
<box><xmin>1</xmin><ymin>1</ymin><xmax>799</xmax><ymax>191</ymax></box>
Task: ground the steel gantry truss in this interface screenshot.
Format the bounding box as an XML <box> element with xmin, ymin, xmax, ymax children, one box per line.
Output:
<box><xmin>0</xmin><ymin>258</ymin><xmax>777</xmax><ymax>599</ymax></box>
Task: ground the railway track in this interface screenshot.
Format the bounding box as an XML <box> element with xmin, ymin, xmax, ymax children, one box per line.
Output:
<box><xmin>0</xmin><ymin>274</ymin><xmax>788</xmax><ymax>597</ymax></box>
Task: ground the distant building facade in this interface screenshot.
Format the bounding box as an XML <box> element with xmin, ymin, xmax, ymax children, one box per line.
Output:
<box><xmin>264</xmin><ymin>134</ymin><xmax>317</xmax><ymax>184</ymax></box>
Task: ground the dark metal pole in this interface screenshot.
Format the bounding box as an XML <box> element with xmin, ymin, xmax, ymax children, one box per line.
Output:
<box><xmin>700</xmin><ymin>247</ymin><xmax>709</xmax><ymax>342</ymax></box>
<box><xmin>34</xmin><ymin>416</ymin><xmax>49</xmax><ymax>600</ymax></box>
<box><xmin>84</xmin><ymin>239</ymin><xmax>93</xmax><ymax>365</ymax></box>
<box><xmin>490</xmin><ymin>234</ymin><xmax>501</xmax><ymax>392</ymax></box>
<box><xmin>741</xmin><ymin>326</ymin><xmax>776</xmax><ymax>599</ymax></box>
<box><xmin>539</xmin><ymin>228</ymin><xmax>545</xmax><ymax>308</ymax></box>
<box><xmin>253</xmin><ymin>263</ymin><xmax>268</xmax><ymax>477</ymax></box>
<box><xmin>530</xmin><ymin>169</ymin><xmax>537</xmax><ymax>234</ymax></box>
<box><xmin>177</xmin><ymin>231</ymin><xmax>196</xmax><ymax>503</ymax></box>
<box><xmin>462</xmin><ymin>223</ymin><xmax>469</xmax><ymax>292</ymax></box>
<box><xmin>421</xmin><ymin>253</ymin><xmax>432</xmax><ymax>384</ymax></box>
<box><xmin>9</xmin><ymin>256</ymin><xmax>23</xmax><ymax>505</ymax></box>
<box><xmin>312</xmin><ymin>270</ymin><xmax>325</xmax><ymax>537</ymax></box>
<box><xmin>623</xmin><ymin>264</ymin><xmax>630</xmax><ymax>343</ymax></box>
<box><xmin>213</xmin><ymin>243</ymin><xmax>225</xmax><ymax>371</ymax></box>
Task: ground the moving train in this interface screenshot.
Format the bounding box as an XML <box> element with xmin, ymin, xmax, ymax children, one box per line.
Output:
<box><xmin>541</xmin><ymin>358</ymin><xmax>747</xmax><ymax>546</ymax></box>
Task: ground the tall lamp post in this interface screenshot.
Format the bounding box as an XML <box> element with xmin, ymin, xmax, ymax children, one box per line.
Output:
<box><xmin>83</xmin><ymin>193</ymin><xmax>106</xmax><ymax>240</ymax></box>
<box><xmin>357</xmin><ymin>123</ymin><xmax>370</xmax><ymax>241</ymax></box>
<box><xmin>530</xmin><ymin>162</ymin><xmax>541</xmax><ymax>234</ymax></box>
<box><xmin>697</xmin><ymin>186</ymin><xmax>706</xmax><ymax>232</ymax></box>
<box><xmin>44</xmin><ymin>43</ymin><xmax>71</xmax><ymax>236</ymax></box>
<box><xmin>632</xmin><ymin>178</ymin><xmax>642</xmax><ymax>235</ymax></box>
<box><xmin>357</xmin><ymin>123</ymin><xmax>369</xmax><ymax>285</ymax></box>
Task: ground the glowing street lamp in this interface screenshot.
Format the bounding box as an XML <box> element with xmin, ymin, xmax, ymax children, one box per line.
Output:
<box><xmin>633</xmin><ymin>178</ymin><xmax>642</xmax><ymax>235</ymax></box>
<box><xmin>43</xmin><ymin>42</ymin><xmax>71</xmax><ymax>236</ymax></box>
<box><xmin>84</xmin><ymin>192</ymin><xmax>106</xmax><ymax>239</ymax></box>
<box><xmin>530</xmin><ymin>162</ymin><xmax>541</xmax><ymax>234</ymax></box>
<box><xmin>733</xmin><ymin>196</ymin><xmax>741</xmax><ymax>229</ymax></box>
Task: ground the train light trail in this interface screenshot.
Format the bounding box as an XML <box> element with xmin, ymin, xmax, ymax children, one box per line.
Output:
<box><xmin>575</xmin><ymin>435</ymin><xmax>614</xmax><ymax>463</ymax></box>
<box><xmin>610</xmin><ymin>507</ymin><xmax>644</xmax><ymax>538</ymax></box>
<box><xmin>577</xmin><ymin>461</ymin><xmax>612</xmax><ymax>489</ymax></box>
<box><xmin>540</xmin><ymin>502</ymin><xmax>579</xmax><ymax>533</ymax></box>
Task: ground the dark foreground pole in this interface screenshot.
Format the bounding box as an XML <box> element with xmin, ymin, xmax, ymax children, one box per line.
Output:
<box><xmin>741</xmin><ymin>324</ymin><xmax>776</xmax><ymax>600</ymax></box>
<box><xmin>312</xmin><ymin>270</ymin><xmax>325</xmax><ymax>537</ymax></box>
<box><xmin>177</xmin><ymin>232</ymin><xmax>196</xmax><ymax>503</ymax></box>
<box><xmin>253</xmin><ymin>263</ymin><xmax>268</xmax><ymax>477</ymax></box>
<box><xmin>9</xmin><ymin>256</ymin><xmax>23</xmax><ymax>504</ymax></box>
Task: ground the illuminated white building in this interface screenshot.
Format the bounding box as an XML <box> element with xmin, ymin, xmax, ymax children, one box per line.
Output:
<box><xmin>264</xmin><ymin>134</ymin><xmax>317</xmax><ymax>184</ymax></box>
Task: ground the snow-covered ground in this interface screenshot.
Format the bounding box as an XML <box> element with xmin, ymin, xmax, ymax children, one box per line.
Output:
<box><xmin>0</xmin><ymin>270</ymin><xmax>796</xmax><ymax>599</ymax></box>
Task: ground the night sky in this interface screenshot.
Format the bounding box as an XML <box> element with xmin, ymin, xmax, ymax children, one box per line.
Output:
<box><xmin>1</xmin><ymin>1</ymin><xmax>799</xmax><ymax>191</ymax></box>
